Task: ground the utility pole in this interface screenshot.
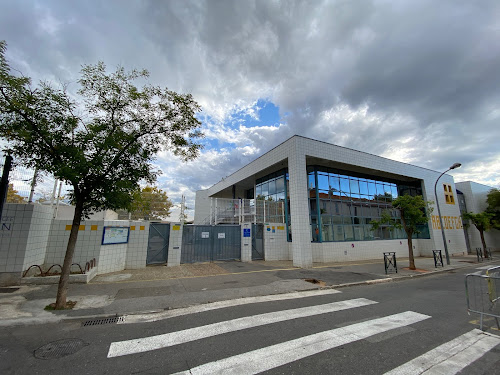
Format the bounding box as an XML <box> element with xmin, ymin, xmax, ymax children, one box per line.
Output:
<box><xmin>0</xmin><ymin>155</ymin><xmax>13</xmax><ymax>222</ymax></box>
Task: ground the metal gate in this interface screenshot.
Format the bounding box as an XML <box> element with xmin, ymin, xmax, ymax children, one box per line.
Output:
<box><xmin>146</xmin><ymin>223</ymin><xmax>170</xmax><ymax>265</ymax></box>
<box><xmin>181</xmin><ymin>225</ymin><xmax>241</xmax><ymax>263</ymax></box>
<box><xmin>252</xmin><ymin>224</ymin><xmax>264</xmax><ymax>260</ymax></box>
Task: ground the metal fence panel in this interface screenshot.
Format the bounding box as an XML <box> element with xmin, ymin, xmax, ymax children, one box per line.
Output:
<box><xmin>146</xmin><ymin>223</ymin><xmax>170</xmax><ymax>264</ymax></box>
<box><xmin>252</xmin><ymin>224</ymin><xmax>264</xmax><ymax>260</ymax></box>
<box><xmin>465</xmin><ymin>266</ymin><xmax>500</xmax><ymax>330</ymax></box>
<box><xmin>181</xmin><ymin>225</ymin><xmax>241</xmax><ymax>263</ymax></box>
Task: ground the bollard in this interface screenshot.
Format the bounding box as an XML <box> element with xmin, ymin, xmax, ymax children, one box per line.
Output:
<box><xmin>433</xmin><ymin>250</ymin><xmax>444</xmax><ymax>268</ymax></box>
<box><xmin>476</xmin><ymin>247</ymin><xmax>483</xmax><ymax>262</ymax></box>
<box><xmin>384</xmin><ymin>252</ymin><xmax>397</xmax><ymax>274</ymax></box>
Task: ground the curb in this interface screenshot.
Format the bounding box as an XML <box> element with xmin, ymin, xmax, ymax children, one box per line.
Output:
<box><xmin>328</xmin><ymin>263</ymin><xmax>471</xmax><ymax>289</ymax></box>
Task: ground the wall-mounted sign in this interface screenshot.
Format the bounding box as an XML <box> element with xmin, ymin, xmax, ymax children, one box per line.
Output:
<box><xmin>102</xmin><ymin>226</ymin><xmax>130</xmax><ymax>245</ymax></box>
<box><xmin>173</xmin><ymin>225</ymin><xmax>181</xmax><ymax>231</ymax></box>
<box><xmin>201</xmin><ymin>232</ymin><xmax>210</xmax><ymax>239</ymax></box>
<box><xmin>243</xmin><ymin>228</ymin><xmax>251</xmax><ymax>237</ymax></box>
<box><xmin>218</xmin><ymin>233</ymin><xmax>225</xmax><ymax>239</ymax></box>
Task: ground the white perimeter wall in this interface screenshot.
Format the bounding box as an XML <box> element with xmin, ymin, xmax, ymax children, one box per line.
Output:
<box><xmin>263</xmin><ymin>223</ymin><xmax>290</xmax><ymax>261</ymax></box>
<box><xmin>0</xmin><ymin>203</ymin><xmax>150</xmax><ymax>285</ymax></box>
<box><xmin>46</xmin><ymin>219</ymin><xmax>149</xmax><ymax>274</ymax></box>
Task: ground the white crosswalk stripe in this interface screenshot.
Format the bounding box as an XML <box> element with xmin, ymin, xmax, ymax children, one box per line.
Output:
<box><xmin>121</xmin><ymin>289</ymin><xmax>342</xmax><ymax>324</ymax></box>
<box><xmin>476</xmin><ymin>265</ymin><xmax>495</xmax><ymax>270</ymax></box>
<box><xmin>384</xmin><ymin>329</ymin><xmax>500</xmax><ymax>375</ymax></box>
<box><xmin>107</xmin><ymin>297</ymin><xmax>376</xmax><ymax>358</ymax></box>
<box><xmin>171</xmin><ymin>311</ymin><xmax>431</xmax><ymax>375</ymax></box>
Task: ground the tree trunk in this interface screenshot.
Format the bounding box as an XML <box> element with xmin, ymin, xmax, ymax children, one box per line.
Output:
<box><xmin>407</xmin><ymin>231</ymin><xmax>416</xmax><ymax>270</ymax></box>
<box><xmin>479</xmin><ymin>229</ymin><xmax>488</xmax><ymax>259</ymax></box>
<box><xmin>55</xmin><ymin>200</ymin><xmax>84</xmax><ymax>309</ymax></box>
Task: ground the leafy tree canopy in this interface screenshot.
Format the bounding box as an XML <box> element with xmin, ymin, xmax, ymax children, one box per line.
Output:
<box><xmin>6</xmin><ymin>183</ymin><xmax>26</xmax><ymax>203</ymax></box>
<box><xmin>129</xmin><ymin>186</ymin><xmax>173</xmax><ymax>220</ymax></box>
<box><xmin>486</xmin><ymin>188</ymin><xmax>500</xmax><ymax>229</ymax></box>
<box><xmin>0</xmin><ymin>41</ymin><xmax>203</xmax><ymax>216</ymax></box>
<box><xmin>462</xmin><ymin>211</ymin><xmax>494</xmax><ymax>256</ymax></box>
<box><xmin>371</xmin><ymin>195</ymin><xmax>433</xmax><ymax>270</ymax></box>
<box><xmin>0</xmin><ymin>40</ymin><xmax>203</xmax><ymax>308</ymax></box>
<box><xmin>462</xmin><ymin>211</ymin><xmax>493</xmax><ymax>233</ymax></box>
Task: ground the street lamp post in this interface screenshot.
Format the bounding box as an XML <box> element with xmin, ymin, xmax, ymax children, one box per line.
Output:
<box><xmin>434</xmin><ymin>162</ymin><xmax>461</xmax><ymax>265</ymax></box>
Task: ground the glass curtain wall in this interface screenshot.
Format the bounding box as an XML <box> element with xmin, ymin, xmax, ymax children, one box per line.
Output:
<box><xmin>307</xmin><ymin>166</ymin><xmax>429</xmax><ymax>242</ymax></box>
<box><xmin>256</xmin><ymin>169</ymin><xmax>291</xmax><ymax>240</ymax></box>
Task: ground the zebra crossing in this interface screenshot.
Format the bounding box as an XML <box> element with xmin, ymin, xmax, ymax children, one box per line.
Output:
<box><xmin>107</xmin><ymin>289</ymin><xmax>500</xmax><ymax>374</ymax></box>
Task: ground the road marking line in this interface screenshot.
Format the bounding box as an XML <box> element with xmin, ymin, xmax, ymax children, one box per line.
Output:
<box><xmin>121</xmin><ymin>289</ymin><xmax>342</xmax><ymax>324</ymax></box>
<box><xmin>171</xmin><ymin>311</ymin><xmax>431</xmax><ymax>375</ymax></box>
<box><xmin>384</xmin><ymin>329</ymin><xmax>500</xmax><ymax>375</ymax></box>
<box><xmin>469</xmin><ymin>319</ymin><xmax>500</xmax><ymax>331</ymax></box>
<box><xmin>107</xmin><ymin>297</ymin><xmax>376</xmax><ymax>358</ymax></box>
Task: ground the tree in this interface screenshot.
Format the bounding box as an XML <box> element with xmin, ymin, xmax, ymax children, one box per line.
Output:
<box><xmin>0</xmin><ymin>41</ymin><xmax>203</xmax><ymax>308</ymax></box>
<box><xmin>462</xmin><ymin>211</ymin><xmax>494</xmax><ymax>258</ymax></box>
<box><xmin>6</xmin><ymin>183</ymin><xmax>27</xmax><ymax>203</ymax></box>
<box><xmin>371</xmin><ymin>195</ymin><xmax>433</xmax><ymax>270</ymax></box>
<box><xmin>486</xmin><ymin>188</ymin><xmax>500</xmax><ymax>229</ymax></box>
<box><xmin>129</xmin><ymin>186</ymin><xmax>173</xmax><ymax>220</ymax></box>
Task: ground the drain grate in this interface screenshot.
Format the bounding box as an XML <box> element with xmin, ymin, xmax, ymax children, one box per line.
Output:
<box><xmin>82</xmin><ymin>316</ymin><xmax>125</xmax><ymax>327</ymax></box>
<box><xmin>34</xmin><ymin>338</ymin><xmax>88</xmax><ymax>359</ymax></box>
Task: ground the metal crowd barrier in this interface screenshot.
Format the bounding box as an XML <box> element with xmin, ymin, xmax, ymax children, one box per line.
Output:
<box><xmin>465</xmin><ymin>265</ymin><xmax>500</xmax><ymax>330</ymax></box>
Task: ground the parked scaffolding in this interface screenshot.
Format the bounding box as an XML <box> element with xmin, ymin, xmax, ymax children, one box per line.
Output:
<box><xmin>206</xmin><ymin>198</ymin><xmax>285</xmax><ymax>225</ymax></box>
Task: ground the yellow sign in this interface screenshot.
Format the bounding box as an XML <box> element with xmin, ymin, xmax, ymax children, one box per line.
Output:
<box><xmin>431</xmin><ymin>215</ymin><xmax>463</xmax><ymax>230</ymax></box>
<box><xmin>173</xmin><ymin>225</ymin><xmax>181</xmax><ymax>231</ymax></box>
<box><xmin>277</xmin><ymin>226</ymin><xmax>285</xmax><ymax>230</ymax></box>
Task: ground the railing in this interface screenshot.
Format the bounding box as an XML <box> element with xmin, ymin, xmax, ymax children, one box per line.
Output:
<box><xmin>200</xmin><ymin>198</ymin><xmax>286</xmax><ymax>225</ymax></box>
<box><xmin>465</xmin><ymin>266</ymin><xmax>500</xmax><ymax>331</ymax></box>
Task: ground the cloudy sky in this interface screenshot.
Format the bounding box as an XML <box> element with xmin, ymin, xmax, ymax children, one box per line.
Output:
<box><xmin>1</xmin><ymin>0</ymin><xmax>499</xmax><ymax>220</ymax></box>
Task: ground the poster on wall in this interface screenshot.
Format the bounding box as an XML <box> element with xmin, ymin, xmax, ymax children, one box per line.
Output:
<box><xmin>102</xmin><ymin>226</ymin><xmax>130</xmax><ymax>245</ymax></box>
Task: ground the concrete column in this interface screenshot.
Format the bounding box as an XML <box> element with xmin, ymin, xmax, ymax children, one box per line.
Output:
<box><xmin>241</xmin><ymin>222</ymin><xmax>252</xmax><ymax>262</ymax></box>
<box><xmin>167</xmin><ymin>223</ymin><xmax>183</xmax><ymax>267</ymax></box>
<box><xmin>288</xmin><ymin>139</ymin><xmax>313</xmax><ymax>268</ymax></box>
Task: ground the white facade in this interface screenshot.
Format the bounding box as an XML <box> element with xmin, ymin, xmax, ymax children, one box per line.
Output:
<box><xmin>195</xmin><ymin>136</ymin><xmax>468</xmax><ymax>267</ymax></box>
<box><xmin>456</xmin><ymin>181</ymin><xmax>500</xmax><ymax>252</ymax></box>
<box><xmin>0</xmin><ymin>203</ymin><xmax>149</xmax><ymax>285</ymax></box>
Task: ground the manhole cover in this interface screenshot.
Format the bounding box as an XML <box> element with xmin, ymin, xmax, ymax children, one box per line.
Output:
<box><xmin>34</xmin><ymin>339</ymin><xmax>88</xmax><ymax>360</ymax></box>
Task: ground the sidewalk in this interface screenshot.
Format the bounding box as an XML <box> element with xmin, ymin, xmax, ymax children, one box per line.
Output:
<box><xmin>0</xmin><ymin>254</ymin><xmax>497</xmax><ymax>327</ymax></box>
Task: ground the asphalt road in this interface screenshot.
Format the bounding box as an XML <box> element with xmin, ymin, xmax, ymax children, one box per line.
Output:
<box><xmin>1</xmin><ymin>263</ymin><xmax>499</xmax><ymax>375</ymax></box>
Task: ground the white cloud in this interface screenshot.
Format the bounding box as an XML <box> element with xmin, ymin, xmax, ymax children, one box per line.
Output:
<box><xmin>1</xmin><ymin>0</ymin><xmax>499</xmax><ymax>209</ymax></box>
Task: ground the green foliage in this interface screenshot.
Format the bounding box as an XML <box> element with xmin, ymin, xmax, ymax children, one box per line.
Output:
<box><xmin>371</xmin><ymin>195</ymin><xmax>432</xmax><ymax>236</ymax></box>
<box><xmin>486</xmin><ymin>188</ymin><xmax>500</xmax><ymax>229</ymax></box>
<box><xmin>0</xmin><ymin>40</ymin><xmax>203</xmax><ymax>308</ymax></box>
<box><xmin>0</xmin><ymin>41</ymin><xmax>203</xmax><ymax>216</ymax></box>
<box><xmin>6</xmin><ymin>183</ymin><xmax>27</xmax><ymax>203</ymax></box>
<box><xmin>371</xmin><ymin>195</ymin><xmax>433</xmax><ymax>270</ymax></box>
<box><xmin>462</xmin><ymin>211</ymin><xmax>493</xmax><ymax>233</ymax></box>
<box><xmin>486</xmin><ymin>188</ymin><xmax>500</xmax><ymax>209</ymax></box>
<box><xmin>129</xmin><ymin>186</ymin><xmax>173</xmax><ymax>220</ymax></box>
